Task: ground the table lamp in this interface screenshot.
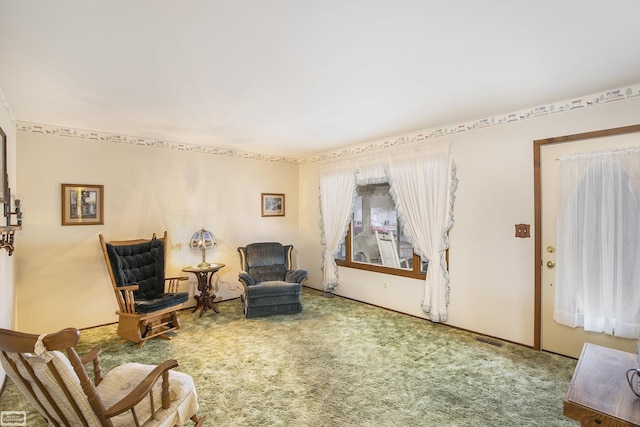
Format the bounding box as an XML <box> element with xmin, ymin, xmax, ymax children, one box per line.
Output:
<box><xmin>190</xmin><ymin>227</ymin><xmax>216</xmax><ymax>268</ymax></box>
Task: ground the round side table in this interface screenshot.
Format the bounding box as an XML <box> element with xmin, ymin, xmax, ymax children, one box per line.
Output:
<box><xmin>182</xmin><ymin>263</ymin><xmax>225</xmax><ymax>317</ymax></box>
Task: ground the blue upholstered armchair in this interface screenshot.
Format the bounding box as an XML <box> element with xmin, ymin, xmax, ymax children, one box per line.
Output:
<box><xmin>237</xmin><ymin>242</ymin><xmax>308</xmax><ymax>318</ymax></box>
<box><xmin>99</xmin><ymin>232</ymin><xmax>189</xmax><ymax>348</ymax></box>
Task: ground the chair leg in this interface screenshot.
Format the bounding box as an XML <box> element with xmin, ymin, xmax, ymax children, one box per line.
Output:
<box><xmin>141</xmin><ymin>322</ymin><xmax>153</xmax><ymax>339</ymax></box>
<box><xmin>191</xmin><ymin>414</ymin><xmax>206</xmax><ymax>426</ymax></box>
<box><xmin>118</xmin><ymin>316</ymin><xmax>145</xmax><ymax>344</ymax></box>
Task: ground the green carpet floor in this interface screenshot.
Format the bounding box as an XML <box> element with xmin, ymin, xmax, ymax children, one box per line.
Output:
<box><xmin>0</xmin><ymin>287</ymin><xmax>578</xmax><ymax>426</ymax></box>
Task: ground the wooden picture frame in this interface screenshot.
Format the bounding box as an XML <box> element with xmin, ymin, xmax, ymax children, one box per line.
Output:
<box><xmin>261</xmin><ymin>193</ymin><xmax>285</xmax><ymax>217</ymax></box>
<box><xmin>0</xmin><ymin>126</ymin><xmax>8</xmax><ymax>203</ymax></box>
<box><xmin>61</xmin><ymin>183</ymin><xmax>104</xmax><ymax>225</ymax></box>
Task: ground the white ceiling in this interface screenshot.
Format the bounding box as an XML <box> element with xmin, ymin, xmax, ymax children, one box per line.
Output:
<box><xmin>1</xmin><ymin>1</ymin><xmax>639</xmax><ymax>159</ymax></box>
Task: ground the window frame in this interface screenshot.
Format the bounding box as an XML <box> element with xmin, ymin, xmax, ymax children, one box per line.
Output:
<box><xmin>336</xmin><ymin>223</ymin><xmax>427</xmax><ymax>279</ymax></box>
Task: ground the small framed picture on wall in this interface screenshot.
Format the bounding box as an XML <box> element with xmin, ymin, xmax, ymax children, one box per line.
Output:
<box><xmin>61</xmin><ymin>183</ymin><xmax>104</xmax><ymax>225</ymax></box>
<box><xmin>261</xmin><ymin>193</ymin><xmax>285</xmax><ymax>217</ymax></box>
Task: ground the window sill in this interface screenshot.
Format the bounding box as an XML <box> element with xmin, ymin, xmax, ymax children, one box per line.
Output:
<box><xmin>336</xmin><ymin>260</ymin><xmax>426</xmax><ymax>280</ymax></box>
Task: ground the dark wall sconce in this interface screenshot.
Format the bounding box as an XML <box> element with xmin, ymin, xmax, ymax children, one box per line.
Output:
<box><xmin>0</xmin><ymin>125</ymin><xmax>20</xmax><ymax>255</ymax></box>
<box><xmin>0</xmin><ymin>197</ymin><xmax>22</xmax><ymax>255</ymax></box>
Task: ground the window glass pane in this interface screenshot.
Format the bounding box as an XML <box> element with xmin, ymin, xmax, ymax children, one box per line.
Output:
<box><xmin>420</xmin><ymin>256</ymin><xmax>429</xmax><ymax>273</ymax></box>
<box><xmin>335</xmin><ymin>241</ymin><xmax>346</xmax><ymax>261</ymax></box>
<box><xmin>352</xmin><ymin>183</ymin><xmax>411</xmax><ymax>270</ymax></box>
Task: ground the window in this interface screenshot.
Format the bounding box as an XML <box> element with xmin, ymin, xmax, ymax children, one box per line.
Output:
<box><xmin>336</xmin><ymin>183</ymin><xmax>427</xmax><ymax>279</ymax></box>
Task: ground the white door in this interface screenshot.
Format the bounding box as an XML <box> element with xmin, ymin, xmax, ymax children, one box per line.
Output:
<box><xmin>541</xmin><ymin>133</ymin><xmax>640</xmax><ymax>358</ymax></box>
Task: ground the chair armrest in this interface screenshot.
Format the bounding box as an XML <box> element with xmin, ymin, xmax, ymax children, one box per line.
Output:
<box><xmin>80</xmin><ymin>345</ymin><xmax>102</xmax><ymax>365</ymax></box>
<box><xmin>166</xmin><ymin>276</ymin><xmax>188</xmax><ymax>281</ymax></box>
<box><xmin>238</xmin><ymin>271</ymin><xmax>256</xmax><ymax>287</ymax></box>
<box><xmin>119</xmin><ymin>285</ymin><xmax>140</xmax><ymax>314</ymax></box>
<box><xmin>81</xmin><ymin>346</ymin><xmax>104</xmax><ymax>386</ymax></box>
<box><xmin>285</xmin><ymin>269</ymin><xmax>308</xmax><ymax>284</ymax></box>
<box><xmin>104</xmin><ymin>359</ymin><xmax>179</xmax><ymax>417</ymax></box>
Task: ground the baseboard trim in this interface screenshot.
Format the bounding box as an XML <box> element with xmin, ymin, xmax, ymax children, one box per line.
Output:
<box><xmin>314</xmin><ymin>286</ymin><xmax>534</xmax><ymax>352</ymax></box>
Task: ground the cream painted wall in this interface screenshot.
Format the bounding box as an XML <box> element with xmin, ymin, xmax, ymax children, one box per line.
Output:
<box><xmin>16</xmin><ymin>132</ymin><xmax>301</xmax><ymax>333</ymax></box>
<box><xmin>0</xmin><ymin>94</ymin><xmax>17</xmax><ymax>385</ymax></box>
<box><xmin>298</xmin><ymin>97</ymin><xmax>640</xmax><ymax>347</ymax></box>
<box><xmin>9</xmin><ymin>89</ymin><xmax>640</xmax><ymax>348</ymax></box>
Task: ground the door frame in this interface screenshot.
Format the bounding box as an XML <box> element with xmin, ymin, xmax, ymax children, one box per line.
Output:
<box><xmin>533</xmin><ymin>124</ymin><xmax>640</xmax><ymax>350</ymax></box>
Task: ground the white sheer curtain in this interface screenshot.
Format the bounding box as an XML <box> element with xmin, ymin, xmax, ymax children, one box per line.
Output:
<box><xmin>319</xmin><ymin>167</ymin><xmax>356</xmax><ymax>292</ymax></box>
<box><xmin>388</xmin><ymin>143</ymin><xmax>457</xmax><ymax>321</ymax></box>
<box><xmin>355</xmin><ymin>161</ymin><xmax>387</xmax><ymax>185</ymax></box>
<box><xmin>554</xmin><ymin>147</ymin><xmax>640</xmax><ymax>339</ymax></box>
<box><xmin>319</xmin><ymin>144</ymin><xmax>457</xmax><ymax>318</ymax></box>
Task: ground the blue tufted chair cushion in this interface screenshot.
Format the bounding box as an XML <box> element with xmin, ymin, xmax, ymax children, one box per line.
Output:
<box><xmin>244</xmin><ymin>243</ymin><xmax>289</xmax><ymax>282</ymax></box>
<box><xmin>106</xmin><ymin>239</ymin><xmax>188</xmax><ymax>313</ymax></box>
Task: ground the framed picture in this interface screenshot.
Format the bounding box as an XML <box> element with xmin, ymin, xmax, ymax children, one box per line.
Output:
<box><xmin>61</xmin><ymin>183</ymin><xmax>104</xmax><ymax>225</ymax></box>
<box><xmin>261</xmin><ymin>193</ymin><xmax>285</xmax><ymax>217</ymax></box>
<box><xmin>0</xmin><ymin>126</ymin><xmax>8</xmax><ymax>203</ymax></box>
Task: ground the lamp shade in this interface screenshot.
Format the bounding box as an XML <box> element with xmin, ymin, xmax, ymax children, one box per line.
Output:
<box><xmin>190</xmin><ymin>228</ymin><xmax>216</xmax><ymax>267</ymax></box>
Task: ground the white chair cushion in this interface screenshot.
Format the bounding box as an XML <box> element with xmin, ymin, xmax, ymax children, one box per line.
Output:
<box><xmin>97</xmin><ymin>362</ymin><xmax>199</xmax><ymax>427</ymax></box>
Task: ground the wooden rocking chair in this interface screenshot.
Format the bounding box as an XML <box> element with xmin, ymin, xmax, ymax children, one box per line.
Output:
<box><xmin>0</xmin><ymin>327</ymin><xmax>205</xmax><ymax>426</ymax></box>
<box><xmin>99</xmin><ymin>232</ymin><xmax>189</xmax><ymax>348</ymax></box>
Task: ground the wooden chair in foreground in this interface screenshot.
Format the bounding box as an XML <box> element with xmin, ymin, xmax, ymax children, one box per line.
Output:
<box><xmin>0</xmin><ymin>327</ymin><xmax>205</xmax><ymax>426</ymax></box>
<box><xmin>99</xmin><ymin>232</ymin><xmax>189</xmax><ymax>348</ymax></box>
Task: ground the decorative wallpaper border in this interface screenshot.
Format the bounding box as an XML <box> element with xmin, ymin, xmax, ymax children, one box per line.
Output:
<box><xmin>301</xmin><ymin>83</ymin><xmax>640</xmax><ymax>164</ymax></box>
<box><xmin>14</xmin><ymin>122</ymin><xmax>301</xmax><ymax>165</ymax></box>
<box><xmin>12</xmin><ymin>83</ymin><xmax>640</xmax><ymax>165</ymax></box>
